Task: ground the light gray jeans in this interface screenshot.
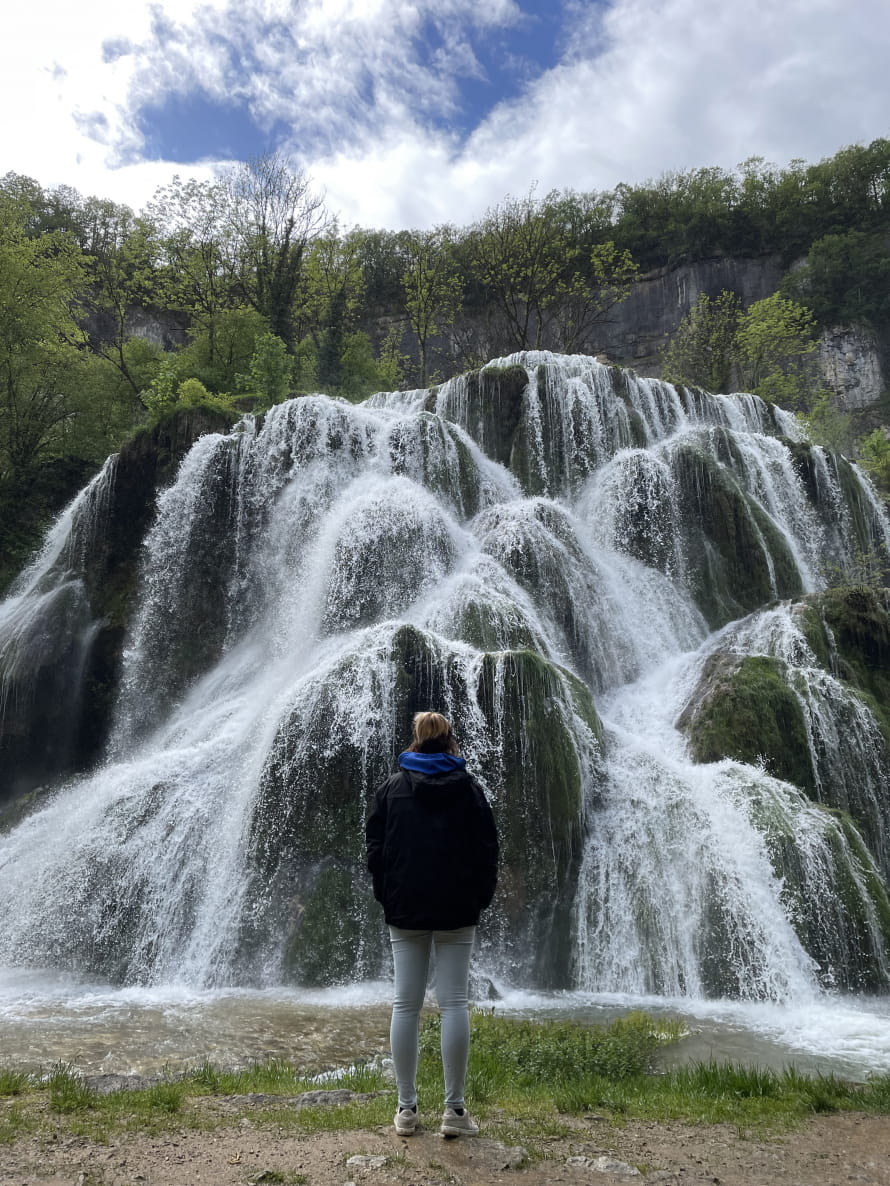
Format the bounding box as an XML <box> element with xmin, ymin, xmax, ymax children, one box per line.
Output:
<box><xmin>388</xmin><ymin>925</ymin><xmax>475</xmax><ymax>1110</ymax></box>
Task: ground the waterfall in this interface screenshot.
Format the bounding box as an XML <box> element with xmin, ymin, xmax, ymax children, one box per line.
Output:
<box><xmin>1</xmin><ymin>352</ymin><xmax>889</xmax><ymax>1002</ymax></box>
<box><xmin>0</xmin><ymin>459</ymin><xmax>117</xmax><ymax>796</ymax></box>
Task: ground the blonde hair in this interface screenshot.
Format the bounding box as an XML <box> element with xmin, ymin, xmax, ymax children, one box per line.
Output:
<box><xmin>407</xmin><ymin>711</ymin><xmax>460</xmax><ymax>755</ymax></box>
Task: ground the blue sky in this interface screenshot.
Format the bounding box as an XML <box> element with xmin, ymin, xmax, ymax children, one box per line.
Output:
<box><xmin>3</xmin><ymin>0</ymin><xmax>889</xmax><ymax>229</ymax></box>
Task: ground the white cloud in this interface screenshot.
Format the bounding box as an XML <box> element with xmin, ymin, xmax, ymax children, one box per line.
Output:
<box><xmin>316</xmin><ymin>0</ymin><xmax>890</xmax><ymax>228</ymax></box>
<box><xmin>2</xmin><ymin>0</ymin><xmax>889</xmax><ymax>226</ymax></box>
<box><xmin>1</xmin><ymin>1</ymin><xmax>223</xmax><ymax>204</ymax></box>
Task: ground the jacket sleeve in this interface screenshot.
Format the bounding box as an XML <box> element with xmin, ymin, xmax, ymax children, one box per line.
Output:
<box><xmin>471</xmin><ymin>780</ymin><xmax>499</xmax><ymax>911</ymax></box>
<box><xmin>365</xmin><ymin>781</ymin><xmax>389</xmax><ymax>903</ymax></box>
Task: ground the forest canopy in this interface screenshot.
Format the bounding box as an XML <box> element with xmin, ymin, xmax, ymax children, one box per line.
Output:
<box><xmin>2</xmin><ymin>138</ymin><xmax>890</xmax><ymax>585</ymax></box>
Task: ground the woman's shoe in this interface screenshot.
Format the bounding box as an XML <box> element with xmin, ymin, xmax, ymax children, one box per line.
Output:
<box><xmin>394</xmin><ymin>1105</ymin><xmax>418</xmax><ymax>1135</ymax></box>
<box><xmin>439</xmin><ymin>1106</ymin><xmax>479</xmax><ymax>1136</ymax></box>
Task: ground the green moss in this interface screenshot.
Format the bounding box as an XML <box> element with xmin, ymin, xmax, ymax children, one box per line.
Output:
<box><xmin>0</xmin><ymin>457</ymin><xmax>99</xmax><ymax>598</ymax></box>
<box><xmin>448</xmin><ymin>597</ymin><xmax>540</xmax><ymax>652</ymax></box>
<box><xmin>830</xmin><ymin>808</ymin><xmax>890</xmax><ymax>947</ymax></box>
<box><xmin>475</xmin><ymin>649</ymin><xmax>604</xmax><ymax>986</ymax></box>
<box><xmin>812</xmin><ymin>586</ymin><xmax>890</xmax><ymax>745</ymax></box>
<box><xmin>282</xmin><ymin>864</ymin><xmax>377</xmax><ymax>986</ymax></box>
<box><xmin>672</xmin><ymin>442</ymin><xmax>803</xmax><ymax>627</ymax></box>
<box><xmin>799</xmin><ymin>603</ymin><xmax>833</xmax><ymax>670</ymax></box>
<box><xmin>454</xmin><ymin>364</ymin><xmax>527</xmax><ymax>468</ymax></box>
<box><xmin>681</xmin><ymin>655</ymin><xmax>816</xmax><ymax>791</ymax></box>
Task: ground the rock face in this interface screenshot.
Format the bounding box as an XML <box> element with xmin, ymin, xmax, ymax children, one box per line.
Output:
<box><xmin>819</xmin><ymin>326</ymin><xmax>886</xmax><ymax>410</ymax></box>
<box><xmin>595</xmin><ymin>256</ymin><xmax>786</xmax><ymax>368</ymax></box>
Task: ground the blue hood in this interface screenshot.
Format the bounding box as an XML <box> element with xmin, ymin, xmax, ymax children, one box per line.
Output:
<box><xmin>398</xmin><ymin>751</ymin><xmax>467</xmax><ymax>776</ymax></box>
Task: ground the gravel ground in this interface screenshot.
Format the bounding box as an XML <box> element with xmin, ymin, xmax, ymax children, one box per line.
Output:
<box><xmin>2</xmin><ymin>1108</ymin><xmax>890</xmax><ymax>1186</ymax></box>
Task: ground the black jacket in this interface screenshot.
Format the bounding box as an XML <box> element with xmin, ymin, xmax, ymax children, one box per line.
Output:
<box><xmin>365</xmin><ymin>763</ymin><xmax>498</xmax><ymax>930</ymax></box>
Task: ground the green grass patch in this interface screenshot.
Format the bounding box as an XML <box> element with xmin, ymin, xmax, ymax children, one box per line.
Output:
<box><xmin>0</xmin><ymin>1102</ymin><xmax>38</xmax><ymax>1144</ymax></box>
<box><xmin>182</xmin><ymin>1057</ymin><xmax>389</xmax><ymax>1098</ymax></box>
<box><xmin>0</xmin><ymin>1070</ymin><xmax>30</xmax><ymax>1097</ymax></box>
<box><xmin>2</xmin><ymin>1013</ymin><xmax>890</xmax><ymax>1145</ymax></box>
<box><xmin>551</xmin><ymin>1061</ymin><xmax>890</xmax><ymax>1129</ymax></box>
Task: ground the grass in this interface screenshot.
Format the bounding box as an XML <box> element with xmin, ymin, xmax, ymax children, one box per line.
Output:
<box><xmin>1</xmin><ymin>1013</ymin><xmax>890</xmax><ymax>1148</ymax></box>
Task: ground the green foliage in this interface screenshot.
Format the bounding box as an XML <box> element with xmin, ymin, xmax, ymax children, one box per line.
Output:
<box><xmin>800</xmin><ymin>389</ymin><xmax>855</xmax><ymax>453</ymax></box>
<box><xmin>661</xmin><ymin>290</ymin><xmax>741</xmax><ymax>392</ymax></box>
<box><xmin>376</xmin><ymin>324</ymin><xmax>409</xmax><ymax>391</ymax></box>
<box><xmin>400</xmin><ymin>227</ymin><xmax>463</xmax><ymax>384</ymax></box>
<box><xmin>47</xmin><ymin>1064</ymin><xmax>97</xmax><ymax>1113</ymax></box>
<box><xmin>141</xmin><ymin>357</ymin><xmax>182</xmax><ymax>419</ymax></box>
<box><xmin>555</xmin><ymin>1061</ymin><xmax>890</xmax><ymax>1127</ymax></box>
<box><xmin>242</xmin><ymin>331</ymin><xmax>292</xmax><ymax>409</ymax></box>
<box><xmin>611</xmin><ymin>139</ymin><xmax>890</xmax><ymax>268</ymax></box>
<box><xmin>662</xmin><ymin>290</ymin><xmax>821</xmax><ymax>407</ymax></box>
<box><xmin>178</xmin><ymin>307</ymin><xmax>270</xmax><ymax>393</ymax></box>
<box><xmin>858</xmin><ymin>429</ymin><xmax>890</xmax><ymax>492</ymax></box>
<box><xmin>783</xmin><ymin>230</ymin><xmax>890</xmax><ymax>328</ymax></box>
<box><xmin>468</xmin><ymin>189</ymin><xmax>638</xmax><ymax>353</ymax></box>
<box><xmin>420</xmin><ymin>1011</ymin><xmax>675</xmax><ymax>1089</ymax></box>
<box><xmin>223</xmin><ymin>154</ymin><xmax>329</xmax><ymax>348</ymax></box>
<box><xmin>2</xmin><ymin>136</ymin><xmax>890</xmax><ymax>499</ymax></box>
<box><xmin>0</xmin><ymin>1070</ymin><xmax>29</xmax><ymax>1097</ymax></box>
<box><xmin>293</xmin><ymin>335</ymin><xmax>319</xmax><ymax>390</ymax></box>
<box><xmin>142</xmin><ymin>363</ymin><xmax>235</xmax><ymax>422</ymax></box>
<box><xmin>0</xmin><ymin>204</ymin><xmax>90</xmax><ymax>477</ymax></box>
<box><xmin>735</xmin><ymin>293</ymin><xmax>820</xmax><ymax>406</ymax></box>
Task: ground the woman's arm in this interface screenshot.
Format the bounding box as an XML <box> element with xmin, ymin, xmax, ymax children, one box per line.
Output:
<box><xmin>365</xmin><ymin>782</ymin><xmax>390</xmax><ymax>902</ymax></box>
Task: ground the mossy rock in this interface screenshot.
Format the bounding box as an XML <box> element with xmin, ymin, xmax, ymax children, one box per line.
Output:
<box><xmin>442</xmin><ymin>365</ymin><xmax>528</xmax><ymax>468</ymax></box>
<box><xmin>0</xmin><ymin>406</ymin><xmax>238</xmax><ymax>800</ymax></box>
<box><xmin>475</xmin><ymin>648</ymin><xmax>604</xmax><ymax>987</ymax></box>
<box><xmin>671</xmin><ymin>441</ymin><xmax>803</xmax><ymax>627</ymax></box>
<box><xmin>762</xmin><ymin>798</ymin><xmax>890</xmax><ymax>991</ymax></box>
<box><xmin>0</xmin><ymin>456</ymin><xmax>99</xmax><ymax>598</ymax></box>
<box><xmin>476</xmin><ymin>500</ymin><xmax>609</xmax><ymax>689</ymax></box>
<box><xmin>443</xmin><ymin>592</ymin><xmax>542</xmax><ymax>653</ymax></box>
<box><xmin>679</xmin><ymin>654</ymin><xmax>816</xmax><ymax>791</ymax></box>
<box><xmin>804</xmin><ymin>586</ymin><xmax>890</xmax><ymax>745</ymax></box>
<box><xmin>281</xmin><ymin>862</ymin><xmax>386</xmax><ymax>986</ymax></box>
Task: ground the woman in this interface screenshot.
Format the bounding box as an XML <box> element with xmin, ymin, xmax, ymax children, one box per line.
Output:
<box><xmin>366</xmin><ymin>711</ymin><xmax>498</xmax><ymax>1137</ymax></box>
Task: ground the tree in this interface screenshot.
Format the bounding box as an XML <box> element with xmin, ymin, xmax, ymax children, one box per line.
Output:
<box><xmin>243</xmin><ymin>332</ymin><xmax>292</xmax><ymax>409</ymax></box>
<box><xmin>222</xmin><ymin>154</ymin><xmax>328</xmax><ymax>349</ymax></box>
<box><xmin>178</xmin><ymin>307</ymin><xmax>269</xmax><ymax>392</ymax></box>
<box><xmin>293</xmin><ymin>225</ymin><xmax>365</xmax><ymax>351</ymax></box>
<box><xmin>0</xmin><ymin>208</ymin><xmax>90</xmax><ymax>477</ymax></box>
<box><xmin>551</xmin><ymin>240</ymin><xmax>639</xmax><ymax>353</ymax></box>
<box><xmin>86</xmin><ymin>203</ymin><xmax>163</xmax><ymax>400</ymax></box>
<box><xmin>661</xmin><ymin>290</ymin><xmax>742</xmax><ymax>392</ymax></box>
<box><xmin>735</xmin><ymin>293</ymin><xmax>820</xmax><ymax>406</ymax></box>
<box><xmin>782</xmin><ymin>230</ymin><xmax>890</xmax><ymax>328</ymax></box>
<box><xmin>800</xmin><ymin>390</ymin><xmax>854</xmax><ymax>455</ymax></box>
<box><xmin>400</xmin><ymin>227</ymin><xmax>463</xmax><ymax>384</ymax></box>
<box><xmin>468</xmin><ymin>187</ymin><xmax>571</xmax><ymax>350</ymax></box>
<box><xmin>147</xmin><ymin>176</ymin><xmax>241</xmax><ymax>368</ymax></box>
<box><xmin>858</xmin><ymin>429</ymin><xmax>890</xmax><ymax>493</ymax></box>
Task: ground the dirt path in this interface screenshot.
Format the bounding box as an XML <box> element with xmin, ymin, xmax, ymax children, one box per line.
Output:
<box><xmin>3</xmin><ymin>1111</ymin><xmax>890</xmax><ymax>1186</ymax></box>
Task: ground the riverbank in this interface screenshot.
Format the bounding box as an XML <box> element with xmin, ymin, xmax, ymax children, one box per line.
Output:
<box><xmin>4</xmin><ymin>1012</ymin><xmax>890</xmax><ymax>1184</ymax></box>
<box><xmin>2</xmin><ymin>1103</ymin><xmax>890</xmax><ymax>1186</ymax></box>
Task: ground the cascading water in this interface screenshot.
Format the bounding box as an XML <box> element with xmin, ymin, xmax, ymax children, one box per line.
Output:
<box><xmin>0</xmin><ymin>458</ymin><xmax>117</xmax><ymax>795</ymax></box>
<box><xmin>2</xmin><ymin>352</ymin><xmax>890</xmax><ymax>1071</ymax></box>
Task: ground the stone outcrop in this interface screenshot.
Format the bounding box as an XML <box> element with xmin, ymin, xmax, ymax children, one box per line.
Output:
<box><xmin>819</xmin><ymin>326</ymin><xmax>886</xmax><ymax>410</ymax></box>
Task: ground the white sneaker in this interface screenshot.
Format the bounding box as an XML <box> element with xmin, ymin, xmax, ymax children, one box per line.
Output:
<box><xmin>439</xmin><ymin>1106</ymin><xmax>479</xmax><ymax>1136</ymax></box>
<box><xmin>394</xmin><ymin>1105</ymin><xmax>418</xmax><ymax>1135</ymax></box>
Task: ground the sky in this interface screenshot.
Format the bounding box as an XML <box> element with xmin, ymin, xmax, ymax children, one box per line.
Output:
<box><xmin>3</xmin><ymin>0</ymin><xmax>889</xmax><ymax>230</ymax></box>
